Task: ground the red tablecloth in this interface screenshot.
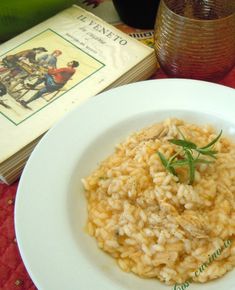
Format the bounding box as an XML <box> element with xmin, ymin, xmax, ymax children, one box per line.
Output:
<box><xmin>0</xmin><ymin>182</ymin><xmax>36</xmax><ymax>290</ymax></box>
<box><xmin>152</xmin><ymin>66</ymin><xmax>235</xmax><ymax>89</ymax></box>
<box><xmin>0</xmin><ymin>66</ymin><xmax>234</xmax><ymax>290</ymax></box>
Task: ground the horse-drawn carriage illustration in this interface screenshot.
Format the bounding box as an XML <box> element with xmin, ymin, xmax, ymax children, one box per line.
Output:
<box><xmin>0</xmin><ymin>29</ymin><xmax>104</xmax><ymax>125</ymax></box>
<box><xmin>0</xmin><ymin>47</ymin><xmax>78</xmax><ymax>110</ymax></box>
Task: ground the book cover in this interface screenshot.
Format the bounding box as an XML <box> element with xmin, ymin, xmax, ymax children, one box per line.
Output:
<box><xmin>0</xmin><ymin>5</ymin><xmax>156</xmax><ymax>178</ymax></box>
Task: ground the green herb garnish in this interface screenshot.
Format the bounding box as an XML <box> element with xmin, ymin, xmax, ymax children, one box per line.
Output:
<box><xmin>157</xmin><ymin>129</ymin><xmax>222</xmax><ymax>184</ymax></box>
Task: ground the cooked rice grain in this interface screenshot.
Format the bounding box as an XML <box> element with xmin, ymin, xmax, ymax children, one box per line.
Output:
<box><xmin>83</xmin><ymin>118</ymin><xmax>235</xmax><ymax>285</ymax></box>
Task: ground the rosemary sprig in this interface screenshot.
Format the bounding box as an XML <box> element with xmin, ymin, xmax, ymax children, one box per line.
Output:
<box><xmin>157</xmin><ymin>129</ymin><xmax>222</xmax><ymax>184</ymax></box>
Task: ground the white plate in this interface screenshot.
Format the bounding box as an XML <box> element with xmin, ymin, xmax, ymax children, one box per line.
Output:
<box><xmin>15</xmin><ymin>79</ymin><xmax>235</xmax><ymax>290</ymax></box>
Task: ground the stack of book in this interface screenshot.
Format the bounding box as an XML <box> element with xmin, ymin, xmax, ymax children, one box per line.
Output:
<box><xmin>0</xmin><ymin>5</ymin><xmax>157</xmax><ymax>184</ymax></box>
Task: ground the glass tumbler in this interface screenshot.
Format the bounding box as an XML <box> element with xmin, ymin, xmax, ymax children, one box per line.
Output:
<box><xmin>154</xmin><ymin>0</ymin><xmax>235</xmax><ymax>80</ymax></box>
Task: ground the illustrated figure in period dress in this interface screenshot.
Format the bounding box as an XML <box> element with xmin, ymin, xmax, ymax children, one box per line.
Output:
<box><xmin>19</xmin><ymin>60</ymin><xmax>79</xmax><ymax>108</ymax></box>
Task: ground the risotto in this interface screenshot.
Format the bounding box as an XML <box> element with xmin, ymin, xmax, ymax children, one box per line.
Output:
<box><xmin>82</xmin><ymin>118</ymin><xmax>235</xmax><ymax>285</ymax></box>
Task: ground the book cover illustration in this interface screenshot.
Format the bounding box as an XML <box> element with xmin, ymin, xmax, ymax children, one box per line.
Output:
<box><xmin>0</xmin><ymin>29</ymin><xmax>104</xmax><ymax>125</ymax></box>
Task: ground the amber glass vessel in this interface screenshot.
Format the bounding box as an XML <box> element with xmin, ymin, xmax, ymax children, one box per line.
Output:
<box><xmin>154</xmin><ymin>0</ymin><xmax>235</xmax><ymax>80</ymax></box>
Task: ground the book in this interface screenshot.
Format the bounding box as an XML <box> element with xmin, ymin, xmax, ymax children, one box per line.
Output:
<box><xmin>0</xmin><ymin>5</ymin><xmax>157</xmax><ymax>184</ymax></box>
